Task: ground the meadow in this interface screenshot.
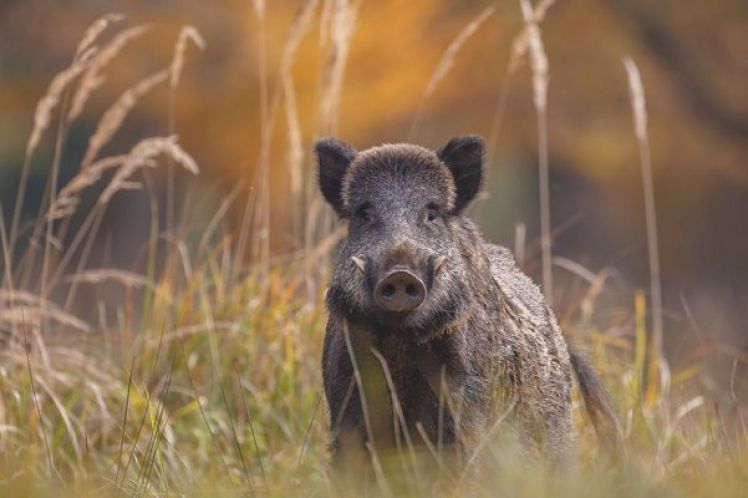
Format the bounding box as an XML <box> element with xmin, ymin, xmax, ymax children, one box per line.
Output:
<box><xmin>0</xmin><ymin>3</ymin><xmax>746</xmax><ymax>497</ymax></box>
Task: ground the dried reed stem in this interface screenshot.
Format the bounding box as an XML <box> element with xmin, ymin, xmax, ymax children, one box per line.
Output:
<box><xmin>22</xmin><ymin>24</ymin><xmax>150</xmax><ymax>297</ymax></box>
<box><xmin>318</xmin><ymin>0</ymin><xmax>359</xmax><ymax>134</ymax></box>
<box><xmin>47</xmin><ymin>156</ymin><xmax>127</xmax><ymax>221</ymax></box>
<box><xmin>74</xmin><ymin>13</ymin><xmax>125</xmax><ymax>60</ymax></box>
<box><xmin>487</xmin><ymin>0</ymin><xmax>556</xmax><ymax>169</ymax></box>
<box><xmin>424</xmin><ymin>6</ymin><xmax>495</xmax><ymax>99</ymax></box>
<box><xmin>256</xmin><ymin>1</ymin><xmax>270</xmax><ymax>271</ymax></box>
<box><xmin>410</xmin><ymin>5</ymin><xmax>495</xmax><ymax>138</ymax></box>
<box><xmin>26</xmin><ymin>68</ymin><xmax>168</xmax><ymax>297</ymax></box>
<box><xmin>283</xmin><ymin>1</ymin><xmax>319</xmax><ymax>197</ymax></box>
<box><xmin>303</xmin><ymin>0</ymin><xmax>359</xmax><ymax>290</ymax></box>
<box><xmin>0</xmin><ymin>200</ymin><xmax>14</xmax><ymax>296</ymax></box>
<box><xmin>0</xmin><ymin>294</ymin><xmax>90</xmax><ymax>332</ymax></box>
<box><xmin>45</xmin><ymin>137</ymin><xmax>197</xmax><ymax>299</ymax></box>
<box><xmin>521</xmin><ymin>0</ymin><xmax>553</xmax><ymax>302</ymax></box>
<box><xmin>69</xmin><ymin>25</ymin><xmax>151</xmax><ymax>122</ymax></box>
<box><xmin>280</xmin><ymin>1</ymin><xmax>320</xmax><ymax>245</ymax></box>
<box><xmin>9</xmin><ymin>49</ymin><xmax>96</xmax><ymax>258</ymax></box>
<box><xmin>164</xmin><ymin>26</ymin><xmax>204</xmax><ymax>278</ymax></box>
<box><xmin>99</xmin><ymin>136</ymin><xmax>199</xmax><ymax>204</ymax></box>
<box><xmin>82</xmin><ymin>69</ymin><xmax>170</xmax><ymax>168</ymax></box>
<box><xmin>623</xmin><ymin>56</ymin><xmax>664</xmax><ymax>392</ymax></box>
<box><xmin>170</xmin><ymin>26</ymin><xmax>205</xmax><ymax>90</ymax></box>
<box><xmin>22</xmin><ymin>321</ymin><xmax>56</xmax><ymax>478</ymax></box>
<box><xmin>509</xmin><ymin>0</ymin><xmax>556</xmax><ymax>73</ymax></box>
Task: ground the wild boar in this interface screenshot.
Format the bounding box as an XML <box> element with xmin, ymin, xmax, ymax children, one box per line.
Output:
<box><xmin>316</xmin><ymin>135</ymin><xmax>619</xmax><ymax>468</ymax></box>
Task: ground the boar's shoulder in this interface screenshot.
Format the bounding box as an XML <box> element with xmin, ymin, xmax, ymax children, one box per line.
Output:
<box><xmin>482</xmin><ymin>244</ymin><xmax>549</xmax><ymax>320</ymax></box>
<box><xmin>481</xmin><ymin>243</ymin><xmax>570</xmax><ymax>367</ymax></box>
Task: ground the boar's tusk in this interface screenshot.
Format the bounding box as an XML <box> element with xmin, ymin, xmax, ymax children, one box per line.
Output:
<box><xmin>351</xmin><ymin>255</ymin><xmax>366</xmax><ymax>274</ymax></box>
<box><xmin>434</xmin><ymin>255</ymin><xmax>446</xmax><ymax>274</ymax></box>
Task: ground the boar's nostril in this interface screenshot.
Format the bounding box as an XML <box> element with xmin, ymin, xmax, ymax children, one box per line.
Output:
<box><xmin>373</xmin><ymin>270</ymin><xmax>426</xmax><ymax>312</ymax></box>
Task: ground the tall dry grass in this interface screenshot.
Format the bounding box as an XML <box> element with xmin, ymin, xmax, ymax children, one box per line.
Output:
<box><xmin>0</xmin><ymin>3</ymin><xmax>745</xmax><ymax>498</ymax></box>
<box><xmin>623</xmin><ymin>56</ymin><xmax>666</xmax><ymax>405</ymax></box>
<box><xmin>410</xmin><ymin>5</ymin><xmax>495</xmax><ymax>140</ymax></box>
<box><xmin>519</xmin><ymin>0</ymin><xmax>553</xmax><ymax>303</ymax></box>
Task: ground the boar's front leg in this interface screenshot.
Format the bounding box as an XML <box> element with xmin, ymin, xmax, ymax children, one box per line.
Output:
<box><xmin>322</xmin><ymin>320</ymin><xmax>362</xmax><ymax>460</ymax></box>
<box><xmin>322</xmin><ymin>318</ymin><xmax>396</xmax><ymax>464</ymax></box>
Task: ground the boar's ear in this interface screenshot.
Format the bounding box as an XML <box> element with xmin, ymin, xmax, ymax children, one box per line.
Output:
<box><xmin>315</xmin><ymin>137</ymin><xmax>357</xmax><ymax>216</ymax></box>
<box><xmin>437</xmin><ymin>135</ymin><xmax>485</xmax><ymax>214</ymax></box>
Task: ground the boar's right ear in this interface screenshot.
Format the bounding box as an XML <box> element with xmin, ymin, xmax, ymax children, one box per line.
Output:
<box><xmin>315</xmin><ymin>137</ymin><xmax>357</xmax><ymax>217</ymax></box>
<box><xmin>437</xmin><ymin>135</ymin><xmax>485</xmax><ymax>214</ymax></box>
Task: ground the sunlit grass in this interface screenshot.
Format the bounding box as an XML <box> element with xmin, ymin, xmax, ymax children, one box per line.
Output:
<box><xmin>0</xmin><ymin>265</ymin><xmax>746</xmax><ymax>496</ymax></box>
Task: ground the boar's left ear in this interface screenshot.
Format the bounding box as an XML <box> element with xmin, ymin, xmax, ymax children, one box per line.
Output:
<box><xmin>437</xmin><ymin>135</ymin><xmax>485</xmax><ymax>214</ymax></box>
<box><xmin>315</xmin><ymin>137</ymin><xmax>358</xmax><ymax>217</ymax></box>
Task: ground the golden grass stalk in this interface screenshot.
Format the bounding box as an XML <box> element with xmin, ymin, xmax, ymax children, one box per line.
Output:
<box><xmin>69</xmin><ymin>25</ymin><xmax>151</xmax><ymax>122</ymax></box>
<box><xmin>99</xmin><ymin>136</ymin><xmax>199</xmax><ymax>205</ymax></box>
<box><xmin>282</xmin><ymin>1</ymin><xmax>320</xmax><ymax>246</ymax></box>
<box><xmin>0</xmin><ymin>289</ymin><xmax>55</xmax><ymax>307</ymax></box>
<box><xmin>303</xmin><ymin>0</ymin><xmax>359</xmax><ymax>281</ymax></box>
<box><xmin>74</xmin><ymin>13</ymin><xmax>125</xmax><ymax>59</ymax></box>
<box><xmin>26</xmin><ymin>67</ymin><xmax>166</xmax><ymax>296</ymax></box>
<box><xmin>81</xmin><ymin>69</ymin><xmax>169</xmax><ymax>168</ymax></box>
<box><xmin>238</xmin><ymin>0</ymin><xmax>273</xmax><ymax>276</ymax></box>
<box><xmin>0</xmin><ymin>202</ymin><xmax>14</xmax><ymax>293</ymax></box>
<box><xmin>170</xmin><ymin>26</ymin><xmax>205</xmax><ymax>89</ymax></box>
<box><xmin>56</xmin><ymin>29</ymin><xmax>199</xmax><ymax>308</ymax></box>
<box><xmin>252</xmin><ymin>0</ymin><xmax>266</xmax><ymax>18</ymax></box>
<box><xmin>520</xmin><ymin>0</ymin><xmax>553</xmax><ymax>302</ymax></box>
<box><xmin>63</xmin><ymin>268</ymin><xmax>149</xmax><ymax>289</ymax></box>
<box><xmin>509</xmin><ymin>0</ymin><xmax>556</xmax><ymax>73</ymax></box>
<box><xmin>164</xmin><ymin>26</ymin><xmax>203</xmax><ymax>271</ymax></box>
<box><xmin>10</xmin><ymin>47</ymin><xmax>97</xmax><ymax>280</ymax></box>
<box><xmin>47</xmin><ymin>155</ymin><xmax>127</xmax><ymax>221</ymax></box>
<box><xmin>283</xmin><ymin>0</ymin><xmax>319</xmax><ymax>200</ymax></box>
<box><xmin>198</xmin><ymin>182</ymin><xmax>243</xmax><ymax>256</ymax></box>
<box><xmin>14</xmin><ymin>19</ymin><xmax>134</xmax><ymax>295</ymax></box>
<box><xmin>521</xmin><ymin>0</ymin><xmax>549</xmax><ymax>112</ymax></box>
<box><xmin>26</xmin><ymin>49</ymin><xmax>97</xmax><ymax>156</ymax></box>
<box><xmin>486</xmin><ymin>0</ymin><xmax>556</xmax><ymax>163</ymax></box>
<box><xmin>318</xmin><ymin>0</ymin><xmax>360</xmax><ymax>134</ymax></box>
<box><xmin>33</xmin><ymin>375</ymin><xmax>83</xmax><ymax>461</ymax></box>
<box><xmin>623</xmin><ymin>56</ymin><xmax>665</xmax><ymax>404</ymax></box>
<box><xmin>1</xmin><ymin>304</ymin><xmax>90</xmax><ymax>333</ymax></box>
<box><xmin>63</xmin><ymin>268</ymin><xmax>174</xmax><ymax>306</ymax></box>
<box><xmin>318</xmin><ymin>0</ymin><xmax>334</xmax><ymax>47</ymax></box>
<box><xmin>424</xmin><ymin>6</ymin><xmax>495</xmax><ymax>99</ymax></box>
<box><xmin>410</xmin><ymin>5</ymin><xmax>494</xmax><ymax>139</ymax></box>
<box><xmin>22</xmin><ymin>325</ymin><xmax>56</xmax><ymax>478</ymax></box>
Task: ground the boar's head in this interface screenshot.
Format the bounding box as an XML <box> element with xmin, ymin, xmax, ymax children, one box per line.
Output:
<box><xmin>316</xmin><ymin>135</ymin><xmax>485</xmax><ymax>339</ymax></box>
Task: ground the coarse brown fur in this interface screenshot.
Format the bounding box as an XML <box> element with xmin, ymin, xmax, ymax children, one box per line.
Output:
<box><xmin>316</xmin><ymin>135</ymin><xmax>620</xmax><ymax>469</ymax></box>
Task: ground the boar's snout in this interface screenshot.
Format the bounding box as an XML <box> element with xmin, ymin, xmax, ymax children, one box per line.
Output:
<box><xmin>373</xmin><ymin>269</ymin><xmax>426</xmax><ymax>312</ymax></box>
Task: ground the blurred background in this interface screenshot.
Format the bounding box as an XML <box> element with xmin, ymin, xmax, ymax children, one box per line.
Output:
<box><xmin>0</xmin><ymin>0</ymin><xmax>746</xmax><ymax>361</ymax></box>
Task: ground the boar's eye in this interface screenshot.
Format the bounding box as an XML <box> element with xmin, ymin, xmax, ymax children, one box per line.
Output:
<box><xmin>353</xmin><ymin>202</ymin><xmax>375</xmax><ymax>225</ymax></box>
<box><xmin>424</xmin><ymin>203</ymin><xmax>440</xmax><ymax>223</ymax></box>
